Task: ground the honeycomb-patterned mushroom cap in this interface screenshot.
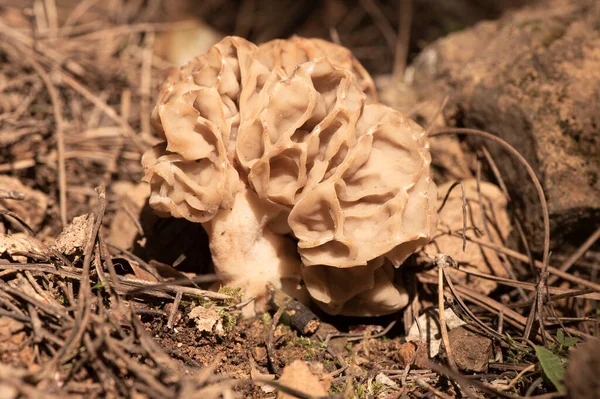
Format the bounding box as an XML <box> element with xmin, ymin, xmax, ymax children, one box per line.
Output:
<box><xmin>142</xmin><ymin>36</ymin><xmax>437</xmax><ymax>316</ymax></box>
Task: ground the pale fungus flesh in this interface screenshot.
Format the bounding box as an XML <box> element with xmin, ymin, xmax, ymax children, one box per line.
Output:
<box><xmin>142</xmin><ymin>36</ymin><xmax>437</xmax><ymax>316</ymax></box>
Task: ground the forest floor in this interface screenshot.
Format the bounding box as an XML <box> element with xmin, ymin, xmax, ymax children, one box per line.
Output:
<box><xmin>0</xmin><ymin>1</ymin><xmax>598</xmax><ymax>398</ymax></box>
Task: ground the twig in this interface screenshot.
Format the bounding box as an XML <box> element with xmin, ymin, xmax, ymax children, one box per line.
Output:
<box><xmin>347</xmin><ymin>320</ymin><xmax>396</xmax><ymax>342</ymax></box>
<box><xmin>166</xmin><ymin>291</ymin><xmax>182</xmax><ymax>329</ymax></box>
<box><xmin>393</xmin><ymin>0</ymin><xmax>413</xmax><ymax>79</ymax></box>
<box><xmin>434</xmin><ymin>254</ymin><xmax>458</xmax><ymax>371</ymax></box>
<box><xmin>429</xmin><ymin>128</ymin><xmax>550</xmax><ymax>277</ymax></box>
<box><xmin>359</xmin><ymin>0</ymin><xmax>397</xmax><ymax>53</ymax></box>
<box><xmin>416</xmin><ymin>379</ymin><xmax>455</xmax><ymax>399</ymax></box>
<box><xmin>140</xmin><ymin>30</ymin><xmax>154</xmax><ymax>137</ymax></box>
<box><xmin>499</xmin><ymin>363</ymin><xmax>536</xmax><ymax>391</ymax></box>
<box><xmin>437</xmin><ymin>180</ymin><xmax>469</xmax><ymax>251</ymax></box>
<box><xmin>427</xmin><ymin>360</ymin><xmax>517</xmax><ymax>399</ymax></box>
<box><xmin>56</xmin><ymin>71</ymin><xmax>148</xmax><ymax>152</ymax></box>
<box><xmin>431</xmin><ymin>128</ymin><xmax>551</xmax><ymax>343</ymax></box>
<box><xmin>266</xmin><ymin>305</ymin><xmax>286</xmax><ymax>376</ymax></box>
<box><xmin>255</xmin><ymin>378</ymin><xmax>328</xmax><ymax>399</ymax></box>
<box><xmin>39</xmin><ymin>187</ymin><xmax>106</xmax><ymax>379</ymax></box>
<box><xmin>8</xmin><ymin>43</ymin><xmax>68</xmax><ymax>227</ymax></box>
<box><xmin>269</xmin><ymin>288</ymin><xmax>320</xmax><ymax>335</ymax></box>
<box><xmin>547</xmin><ymin>226</ymin><xmax>600</xmax><ymax>285</ymax></box>
<box><xmin>448</xmin><ymin>233</ymin><xmax>600</xmax><ymax>292</ymax></box>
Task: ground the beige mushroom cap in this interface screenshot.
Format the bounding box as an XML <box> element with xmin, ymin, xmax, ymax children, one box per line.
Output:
<box><xmin>142</xmin><ymin>36</ymin><xmax>437</xmax><ymax>316</ymax></box>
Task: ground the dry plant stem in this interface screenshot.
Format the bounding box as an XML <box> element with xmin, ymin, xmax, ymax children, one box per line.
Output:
<box><xmin>269</xmin><ymin>289</ymin><xmax>320</xmax><ymax>335</ymax></box>
<box><xmin>0</xmin><ymin>20</ymin><xmax>148</xmax><ymax>152</ymax></box>
<box><xmin>266</xmin><ymin>305</ymin><xmax>286</xmax><ymax>376</ymax></box>
<box><xmin>67</xmin><ymin>20</ymin><xmax>200</xmax><ymax>41</ymax></box>
<box><xmin>425</xmin><ymin>95</ymin><xmax>449</xmax><ymax>136</ymax></box>
<box><xmin>329</xmin><ymin>26</ymin><xmax>341</xmax><ymax>45</ymax></box>
<box><xmin>435</xmin><ymin>255</ymin><xmax>458</xmax><ymax>371</ymax></box>
<box><xmin>430</xmin><ymin>128</ymin><xmax>550</xmax><ymax>342</ymax></box>
<box><xmin>124</xmin><ymin>274</ymin><xmax>219</xmax><ymax>295</ymax></box>
<box><xmin>0</xmin><ymin>281</ymin><xmax>71</xmax><ymax>321</ymax></box>
<box><xmin>119</xmin><ymin>276</ymin><xmax>230</xmax><ymax>300</ymax></box>
<box><xmin>140</xmin><ymin>30</ymin><xmax>154</xmax><ymax>137</ymax></box>
<box><xmin>0</xmin><ymin>20</ymin><xmax>85</xmax><ymax>75</ymax></box>
<box><xmin>106</xmin><ymin>242</ymin><xmax>163</xmax><ymax>280</ymax></box>
<box><xmin>437</xmin><ymin>181</ymin><xmax>468</xmax><ymax>251</ymax></box>
<box><xmin>475</xmin><ymin>161</ymin><xmax>493</xmax><ymax>242</ymax></box>
<box><xmin>429</xmin><ymin>128</ymin><xmax>550</xmax><ymax>277</ymax></box>
<box><xmin>347</xmin><ymin>320</ymin><xmax>397</xmax><ymax>342</ymax></box>
<box><xmin>105</xmin><ymin>336</ymin><xmax>174</xmax><ymax>399</ymax></box>
<box><xmin>62</xmin><ymin>0</ymin><xmax>101</xmax><ymax>27</ymax></box>
<box><xmin>393</xmin><ymin>0</ymin><xmax>413</xmax><ymax>79</ymax></box>
<box><xmin>481</xmin><ymin>145</ymin><xmax>536</xmax><ymax>276</ymax></box>
<box><xmin>453</xmin><ymin>267</ymin><xmax>600</xmax><ymax>301</ymax></box>
<box><xmin>452</xmin><ymin>233</ymin><xmax>600</xmax><ymax>292</ymax></box>
<box><xmin>39</xmin><ymin>187</ymin><xmax>106</xmax><ymax>379</ymax></box>
<box><xmin>500</xmin><ymin>363</ymin><xmax>536</xmax><ymax>391</ymax></box>
<box><xmin>57</xmin><ymin>71</ymin><xmax>147</xmax><ymax>152</ymax></box>
<box><xmin>548</xmin><ymin>226</ymin><xmax>600</xmax><ymax>285</ymax></box>
<box><xmin>397</xmin><ymin>342</ymin><xmax>421</xmax><ymax>397</ymax></box>
<box><xmin>417</xmin><ymin>379</ymin><xmax>455</xmax><ymax>399</ymax></box>
<box><xmin>9</xmin><ymin>43</ymin><xmax>67</xmax><ymax>228</ymax></box>
<box><xmin>427</xmin><ymin>361</ymin><xmax>517</xmax><ymax>399</ymax></box>
<box><xmin>166</xmin><ymin>291</ymin><xmax>182</xmax><ymax>329</ymax></box>
<box><xmin>418</xmin><ymin>271</ymin><xmax>542</xmax><ymax>342</ymax></box>
<box><xmin>0</xmin><ymin>209</ymin><xmax>35</xmax><ymax>235</ymax></box>
<box><xmin>256</xmin><ymin>379</ymin><xmax>328</xmax><ymax>399</ymax></box>
<box><xmin>44</xmin><ymin>0</ymin><xmax>59</xmax><ymax>38</ymax></box>
<box><xmin>360</xmin><ymin>0</ymin><xmax>397</xmax><ymax>52</ymax></box>
<box><xmin>443</xmin><ymin>272</ymin><xmax>560</xmax><ymax>343</ymax></box>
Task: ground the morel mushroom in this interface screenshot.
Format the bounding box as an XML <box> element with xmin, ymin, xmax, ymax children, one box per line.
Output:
<box><xmin>142</xmin><ymin>36</ymin><xmax>437</xmax><ymax>316</ymax></box>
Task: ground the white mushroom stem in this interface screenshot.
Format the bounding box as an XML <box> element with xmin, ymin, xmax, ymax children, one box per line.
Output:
<box><xmin>201</xmin><ymin>185</ymin><xmax>302</xmax><ymax>313</ymax></box>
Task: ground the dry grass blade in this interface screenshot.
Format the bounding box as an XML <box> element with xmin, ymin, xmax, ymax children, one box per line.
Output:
<box><xmin>393</xmin><ymin>0</ymin><xmax>413</xmax><ymax>79</ymax></box>
<box><xmin>3</xmin><ymin>42</ymin><xmax>67</xmax><ymax>228</ymax></box>
<box><xmin>547</xmin><ymin>226</ymin><xmax>600</xmax><ymax>285</ymax></box>
<box><xmin>451</xmin><ymin>267</ymin><xmax>600</xmax><ymax>301</ymax></box>
<box><xmin>434</xmin><ymin>254</ymin><xmax>459</xmax><ymax>371</ymax></box>
<box><xmin>430</xmin><ymin>128</ymin><xmax>551</xmax><ymax>343</ymax></box>
<box><xmin>449</xmin><ymin>233</ymin><xmax>600</xmax><ymax>292</ymax></box>
<box><xmin>38</xmin><ymin>187</ymin><xmax>106</xmax><ymax>379</ymax></box>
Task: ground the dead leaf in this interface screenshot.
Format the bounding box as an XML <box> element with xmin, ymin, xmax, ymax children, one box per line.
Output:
<box><xmin>0</xmin><ymin>317</ymin><xmax>25</xmax><ymax>341</ymax></box>
<box><xmin>277</xmin><ymin>360</ymin><xmax>330</xmax><ymax>399</ymax></box>
<box><xmin>424</xmin><ymin>179</ymin><xmax>511</xmax><ymax>294</ymax></box>
<box><xmin>406</xmin><ymin>308</ymin><xmax>466</xmax><ymax>358</ymax></box>
<box><xmin>375</xmin><ymin>372</ymin><xmax>398</xmax><ymax>389</ymax></box>
<box><xmin>0</xmin><ymin>175</ymin><xmax>48</xmax><ymax>232</ymax></box>
<box><xmin>52</xmin><ymin>214</ymin><xmax>94</xmax><ymax>256</ymax></box>
<box><xmin>0</xmin><ymin>233</ymin><xmax>49</xmax><ymax>262</ymax></box>
<box><xmin>127</xmin><ymin>262</ymin><xmax>158</xmax><ymax>282</ymax></box>
<box><xmin>154</xmin><ymin>20</ymin><xmax>223</xmax><ymax>66</ymax></box>
<box><xmin>189</xmin><ymin>306</ymin><xmax>224</xmax><ymax>335</ymax></box>
<box><xmin>108</xmin><ymin>182</ymin><xmax>150</xmax><ymax>249</ymax></box>
<box><xmin>251</xmin><ymin>367</ymin><xmax>276</xmax><ymax>393</ymax></box>
<box><xmin>430</xmin><ymin>135</ymin><xmax>473</xmax><ymax>181</ymax></box>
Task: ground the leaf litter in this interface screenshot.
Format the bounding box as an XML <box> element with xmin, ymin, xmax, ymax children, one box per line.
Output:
<box><xmin>0</xmin><ymin>1</ymin><xmax>598</xmax><ymax>398</ymax></box>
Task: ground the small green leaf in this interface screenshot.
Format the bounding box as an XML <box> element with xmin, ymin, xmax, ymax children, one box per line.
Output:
<box><xmin>91</xmin><ymin>282</ymin><xmax>106</xmax><ymax>290</ymax></box>
<box><xmin>535</xmin><ymin>345</ymin><xmax>566</xmax><ymax>392</ymax></box>
<box><xmin>557</xmin><ymin>330</ymin><xmax>565</xmax><ymax>344</ymax></box>
<box><xmin>562</xmin><ymin>337</ymin><xmax>578</xmax><ymax>347</ymax></box>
